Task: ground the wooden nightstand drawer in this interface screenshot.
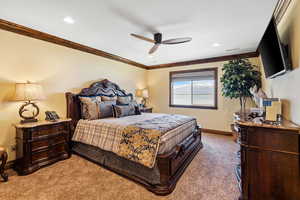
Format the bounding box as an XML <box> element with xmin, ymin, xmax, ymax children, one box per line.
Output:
<box><xmin>31</xmin><ymin>135</ymin><xmax>66</xmax><ymax>152</ymax></box>
<box><xmin>14</xmin><ymin>119</ymin><xmax>71</xmax><ymax>175</ymax></box>
<box><xmin>140</xmin><ymin>107</ymin><xmax>153</xmax><ymax>113</ymax></box>
<box><xmin>32</xmin><ymin>123</ymin><xmax>66</xmax><ymax>138</ymax></box>
<box><xmin>31</xmin><ymin>144</ymin><xmax>66</xmax><ymax>164</ymax></box>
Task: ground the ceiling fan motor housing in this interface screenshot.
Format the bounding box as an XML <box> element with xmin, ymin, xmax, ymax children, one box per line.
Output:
<box><xmin>154</xmin><ymin>33</ymin><xmax>162</xmax><ymax>44</ymax></box>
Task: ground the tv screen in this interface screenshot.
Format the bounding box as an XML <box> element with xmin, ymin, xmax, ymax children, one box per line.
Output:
<box><xmin>258</xmin><ymin>17</ymin><xmax>290</xmax><ymax>79</ymax></box>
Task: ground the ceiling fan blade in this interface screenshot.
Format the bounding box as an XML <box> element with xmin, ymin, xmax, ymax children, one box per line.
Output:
<box><xmin>162</xmin><ymin>37</ymin><xmax>192</xmax><ymax>45</ymax></box>
<box><xmin>149</xmin><ymin>44</ymin><xmax>160</xmax><ymax>54</ymax></box>
<box><xmin>131</xmin><ymin>33</ymin><xmax>155</xmax><ymax>43</ymax></box>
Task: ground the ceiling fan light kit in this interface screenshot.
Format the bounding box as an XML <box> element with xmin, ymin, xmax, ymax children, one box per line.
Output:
<box><xmin>131</xmin><ymin>32</ymin><xmax>192</xmax><ymax>54</ymax></box>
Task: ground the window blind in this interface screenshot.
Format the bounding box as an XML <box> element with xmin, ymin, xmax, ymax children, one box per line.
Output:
<box><xmin>170</xmin><ymin>69</ymin><xmax>217</xmax><ymax>108</ymax></box>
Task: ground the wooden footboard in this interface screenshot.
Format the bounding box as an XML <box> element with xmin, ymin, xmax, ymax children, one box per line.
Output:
<box><xmin>148</xmin><ymin>127</ymin><xmax>203</xmax><ymax>195</ymax></box>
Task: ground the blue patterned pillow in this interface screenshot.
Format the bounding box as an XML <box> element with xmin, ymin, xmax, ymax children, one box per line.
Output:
<box><xmin>101</xmin><ymin>95</ymin><xmax>117</xmax><ymax>101</ymax></box>
<box><xmin>135</xmin><ymin>106</ymin><xmax>141</xmax><ymax>115</ymax></box>
<box><xmin>99</xmin><ymin>100</ymin><xmax>116</xmax><ymax>118</ymax></box>
<box><xmin>112</xmin><ymin>104</ymin><xmax>136</xmax><ymax>118</ymax></box>
<box><xmin>117</xmin><ymin>95</ymin><xmax>132</xmax><ymax>105</ymax></box>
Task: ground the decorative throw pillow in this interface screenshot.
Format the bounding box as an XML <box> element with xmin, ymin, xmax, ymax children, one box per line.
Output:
<box><xmin>99</xmin><ymin>100</ymin><xmax>116</xmax><ymax>118</ymax></box>
<box><xmin>112</xmin><ymin>104</ymin><xmax>136</xmax><ymax>118</ymax></box>
<box><xmin>79</xmin><ymin>96</ymin><xmax>102</xmax><ymax>120</ymax></box>
<box><xmin>134</xmin><ymin>105</ymin><xmax>141</xmax><ymax>115</ymax></box>
<box><xmin>117</xmin><ymin>95</ymin><xmax>132</xmax><ymax>105</ymax></box>
<box><xmin>101</xmin><ymin>95</ymin><xmax>117</xmax><ymax>101</ymax></box>
<box><xmin>130</xmin><ymin>100</ymin><xmax>139</xmax><ymax>107</ymax></box>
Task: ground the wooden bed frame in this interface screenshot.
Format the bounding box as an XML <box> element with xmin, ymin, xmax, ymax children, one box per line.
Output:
<box><xmin>65</xmin><ymin>79</ymin><xmax>203</xmax><ymax>195</ymax></box>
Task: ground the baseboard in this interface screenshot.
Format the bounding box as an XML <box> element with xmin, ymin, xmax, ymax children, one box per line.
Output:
<box><xmin>202</xmin><ymin>128</ymin><xmax>233</xmax><ymax>136</ymax></box>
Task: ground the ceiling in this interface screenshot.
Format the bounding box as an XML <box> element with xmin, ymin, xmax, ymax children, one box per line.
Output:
<box><xmin>0</xmin><ymin>0</ymin><xmax>278</xmax><ymax>66</ymax></box>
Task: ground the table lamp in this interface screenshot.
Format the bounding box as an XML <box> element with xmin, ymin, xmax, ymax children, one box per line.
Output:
<box><xmin>136</xmin><ymin>88</ymin><xmax>149</xmax><ymax>107</ymax></box>
<box><xmin>14</xmin><ymin>81</ymin><xmax>45</xmax><ymax>123</ymax></box>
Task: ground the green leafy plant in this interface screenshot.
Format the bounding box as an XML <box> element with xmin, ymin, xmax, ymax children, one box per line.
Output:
<box><xmin>221</xmin><ymin>59</ymin><xmax>261</xmax><ymax>112</ymax></box>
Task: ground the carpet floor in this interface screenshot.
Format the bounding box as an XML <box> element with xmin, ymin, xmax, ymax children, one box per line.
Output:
<box><xmin>0</xmin><ymin>133</ymin><xmax>239</xmax><ymax>200</ymax></box>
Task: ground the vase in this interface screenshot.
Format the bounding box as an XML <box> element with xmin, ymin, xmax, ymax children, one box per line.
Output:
<box><xmin>239</xmin><ymin>97</ymin><xmax>247</xmax><ymax>120</ymax></box>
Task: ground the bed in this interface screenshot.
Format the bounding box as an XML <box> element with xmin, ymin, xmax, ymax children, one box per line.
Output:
<box><xmin>65</xmin><ymin>79</ymin><xmax>203</xmax><ymax>195</ymax></box>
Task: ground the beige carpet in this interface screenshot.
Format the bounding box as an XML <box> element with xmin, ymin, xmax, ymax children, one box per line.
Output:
<box><xmin>0</xmin><ymin>133</ymin><xmax>239</xmax><ymax>200</ymax></box>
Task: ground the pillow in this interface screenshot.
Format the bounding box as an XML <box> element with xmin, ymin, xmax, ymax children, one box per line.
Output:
<box><xmin>134</xmin><ymin>105</ymin><xmax>141</xmax><ymax>115</ymax></box>
<box><xmin>99</xmin><ymin>100</ymin><xmax>116</xmax><ymax>118</ymax></box>
<box><xmin>116</xmin><ymin>95</ymin><xmax>140</xmax><ymax>116</ymax></box>
<box><xmin>101</xmin><ymin>95</ymin><xmax>117</xmax><ymax>101</ymax></box>
<box><xmin>117</xmin><ymin>95</ymin><xmax>132</xmax><ymax>105</ymax></box>
<box><xmin>112</xmin><ymin>104</ymin><xmax>136</xmax><ymax>118</ymax></box>
<box><xmin>79</xmin><ymin>96</ymin><xmax>102</xmax><ymax>120</ymax></box>
<box><xmin>130</xmin><ymin>100</ymin><xmax>139</xmax><ymax>107</ymax></box>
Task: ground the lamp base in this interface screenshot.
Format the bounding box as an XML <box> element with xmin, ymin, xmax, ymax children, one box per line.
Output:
<box><xmin>19</xmin><ymin>101</ymin><xmax>40</xmax><ymax>124</ymax></box>
<box><xmin>141</xmin><ymin>98</ymin><xmax>147</xmax><ymax>107</ymax></box>
<box><xmin>20</xmin><ymin>118</ymin><xmax>38</xmax><ymax>124</ymax></box>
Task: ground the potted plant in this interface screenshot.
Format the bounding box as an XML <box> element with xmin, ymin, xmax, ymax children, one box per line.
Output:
<box><xmin>221</xmin><ymin>59</ymin><xmax>261</xmax><ymax>114</ymax></box>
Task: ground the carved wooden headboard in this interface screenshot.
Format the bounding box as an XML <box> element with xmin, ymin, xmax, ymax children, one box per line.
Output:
<box><xmin>65</xmin><ymin>79</ymin><xmax>133</xmax><ymax>132</ymax></box>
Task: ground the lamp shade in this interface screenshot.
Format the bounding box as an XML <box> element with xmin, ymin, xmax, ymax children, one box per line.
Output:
<box><xmin>15</xmin><ymin>82</ymin><xmax>45</xmax><ymax>101</ymax></box>
<box><xmin>142</xmin><ymin>88</ymin><xmax>149</xmax><ymax>98</ymax></box>
<box><xmin>135</xmin><ymin>89</ymin><xmax>143</xmax><ymax>97</ymax></box>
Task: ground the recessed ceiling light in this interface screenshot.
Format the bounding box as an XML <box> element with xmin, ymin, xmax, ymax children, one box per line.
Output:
<box><xmin>63</xmin><ymin>16</ymin><xmax>75</xmax><ymax>24</ymax></box>
<box><xmin>212</xmin><ymin>43</ymin><xmax>221</xmax><ymax>47</ymax></box>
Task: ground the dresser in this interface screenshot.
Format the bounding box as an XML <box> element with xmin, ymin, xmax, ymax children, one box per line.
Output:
<box><xmin>234</xmin><ymin>113</ymin><xmax>300</xmax><ymax>200</ymax></box>
<box><xmin>14</xmin><ymin>119</ymin><xmax>71</xmax><ymax>175</ymax></box>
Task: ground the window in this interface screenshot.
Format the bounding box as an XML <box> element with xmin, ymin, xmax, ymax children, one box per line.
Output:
<box><xmin>169</xmin><ymin>68</ymin><xmax>218</xmax><ymax>109</ymax></box>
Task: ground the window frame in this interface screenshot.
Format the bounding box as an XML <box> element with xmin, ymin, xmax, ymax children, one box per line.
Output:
<box><xmin>169</xmin><ymin>68</ymin><xmax>218</xmax><ymax>109</ymax></box>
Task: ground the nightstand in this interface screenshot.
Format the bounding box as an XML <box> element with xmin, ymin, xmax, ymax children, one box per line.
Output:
<box><xmin>14</xmin><ymin>119</ymin><xmax>71</xmax><ymax>175</ymax></box>
<box><xmin>140</xmin><ymin>107</ymin><xmax>153</xmax><ymax>113</ymax></box>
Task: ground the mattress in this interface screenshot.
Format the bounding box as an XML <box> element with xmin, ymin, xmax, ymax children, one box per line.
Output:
<box><xmin>72</xmin><ymin>113</ymin><xmax>197</xmax><ymax>154</ymax></box>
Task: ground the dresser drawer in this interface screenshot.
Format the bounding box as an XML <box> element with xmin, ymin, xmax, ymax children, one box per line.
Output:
<box><xmin>31</xmin><ymin>144</ymin><xmax>66</xmax><ymax>164</ymax></box>
<box><xmin>241</xmin><ymin>126</ymin><xmax>299</xmax><ymax>154</ymax></box>
<box><xmin>32</xmin><ymin>123</ymin><xmax>66</xmax><ymax>138</ymax></box>
<box><xmin>31</xmin><ymin>135</ymin><xmax>66</xmax><ymax>152</ymax></box>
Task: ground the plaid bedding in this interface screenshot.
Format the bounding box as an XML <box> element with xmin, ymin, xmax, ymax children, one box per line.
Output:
<box><xmin>73</xmin><ymin>120</ymin><xmax>123</xmax><ymax>153</ymax></box>
<box><xmin>72</xmin><ymin>113</ymin><xmax>197</xmax><ymax>167</ymax></box>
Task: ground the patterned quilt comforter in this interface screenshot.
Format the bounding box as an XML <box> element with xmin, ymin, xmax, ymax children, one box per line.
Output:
<box><xmin>73</xmin><ymin>113</ymin><xmax>197</xmax><ymax>168</ymax></box>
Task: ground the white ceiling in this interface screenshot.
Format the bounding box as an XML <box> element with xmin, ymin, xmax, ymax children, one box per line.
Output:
<box><xmin>0</xmin><ymin>0</ymin><xmax>278</xmax><ymax>66</ymax></box>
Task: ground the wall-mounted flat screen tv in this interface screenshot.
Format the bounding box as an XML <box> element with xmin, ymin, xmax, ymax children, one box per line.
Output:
<box><xmin>258</xmin><ymin>17</ymin><xmax>291</xmax><ymax>79</ymax></box>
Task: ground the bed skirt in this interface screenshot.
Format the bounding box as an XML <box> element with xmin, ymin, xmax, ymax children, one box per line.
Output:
<box><xmin>72</xmin><ymin>142</ymin><xmax>161</xmax><ymax>185</ymax></box>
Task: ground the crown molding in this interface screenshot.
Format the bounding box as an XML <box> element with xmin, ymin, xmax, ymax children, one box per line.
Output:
<box><xmin>146</xmin><ymin>51</ymin><xmax>259</xmax><ymax>70</ymax></box>
<box><xmin>0</xmin><ymin>18</ymin><xmax>147</xmax><ymax>69</ymax></box>
<box><xmin>0</xmin><ymin>18</ymin><xmax>259</xmax><ymax>71</ymax></box>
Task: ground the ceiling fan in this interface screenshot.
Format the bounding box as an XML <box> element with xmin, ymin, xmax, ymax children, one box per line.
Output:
<box><xmin>131</xmin><ymin>33</ymin><xmax>192</xmax><ymax>54</ymax></box>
